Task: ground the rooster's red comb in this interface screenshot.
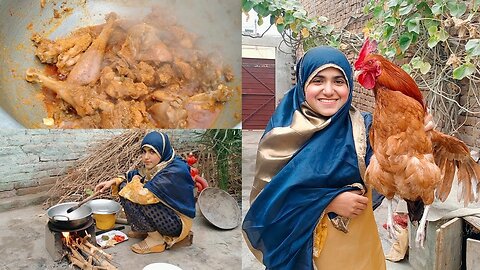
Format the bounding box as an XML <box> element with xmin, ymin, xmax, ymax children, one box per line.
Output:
<box><xmin>354</xmin><ymin>37</ymin><xmax>378</xmax><ymax>69</ymax></box>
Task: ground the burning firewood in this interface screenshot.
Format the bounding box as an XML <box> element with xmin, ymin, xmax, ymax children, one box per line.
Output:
<box><xmin>63</xmin><ymin>233</ymin><xmax>117</xmax><ymax>270</ymax></box>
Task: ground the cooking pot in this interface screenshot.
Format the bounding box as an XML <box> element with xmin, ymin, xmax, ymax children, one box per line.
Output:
<box><xmin>47</xmin><ymin>202</ymin><xmax>93</xmax><ymax>230</ymax></box>
<box><xmin>0</xmin><ymin>0</ymin><xmax>241</xmax><ymax>128</ymax></box>
<box><xmin>86</xmin><ymin>199</ymin><xmax>122</xmax><ymax>230</ymax></box>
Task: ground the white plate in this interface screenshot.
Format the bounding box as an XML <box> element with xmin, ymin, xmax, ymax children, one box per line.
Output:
<box><xmin>95</xmin><ymin>230</ymin><xmax>128</xmax><ymax>248</ymax></box>
<box><xmin>143</xmin><ymin>263</ymin><xmax>183</xmax><ymax>270</ymax></box>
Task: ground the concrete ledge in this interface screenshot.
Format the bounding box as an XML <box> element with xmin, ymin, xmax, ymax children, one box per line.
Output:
<box><xmin>0</xmin><ymin>191</ymin><xmax>49</xmax><ymax>212</ymax></box>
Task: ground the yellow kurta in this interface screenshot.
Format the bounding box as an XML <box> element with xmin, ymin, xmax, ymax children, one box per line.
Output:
<box><xmin>314</xmin><ymin>188</ymin><xmax>386</xmax><ymax>269</ymax></box>
<box><xmin>112</xmin><ymin>167</ymin><xmax>192</xmax><ymax>247</ymax></box>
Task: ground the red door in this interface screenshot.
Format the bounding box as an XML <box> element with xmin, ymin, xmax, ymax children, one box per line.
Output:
<box><xmin>242</xmin><ymin>58</ymin><xmax>275</xmax><ymax>130</ymax></box>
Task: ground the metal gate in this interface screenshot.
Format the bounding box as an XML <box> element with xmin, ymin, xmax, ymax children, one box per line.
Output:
<box><xmin>242</xmin><ymin>58</ymin><xmax>275</xmax><ymax>130</ymax></box>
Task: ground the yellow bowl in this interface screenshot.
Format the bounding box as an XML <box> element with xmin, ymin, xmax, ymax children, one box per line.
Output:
<box><xmin>93</xmin><ymin>213</ymin><xmax>116</xmax><ymax>230</ymax></box>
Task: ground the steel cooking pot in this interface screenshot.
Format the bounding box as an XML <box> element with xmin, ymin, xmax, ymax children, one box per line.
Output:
<box><xmin>0</xmin><ymin>0</ymin><xmax>241</xmax><ymax>128</ymax></box>
<box><xmin>47</xmin><ymin>202</ymin><xmax>93</xmax><ymax>230</ymax></box>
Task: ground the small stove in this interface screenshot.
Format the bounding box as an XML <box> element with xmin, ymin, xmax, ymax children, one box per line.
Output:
<box><xmin>45</xmin><ymin>218</ymin><xmax>97</xmax><ymax>261</ymax></box>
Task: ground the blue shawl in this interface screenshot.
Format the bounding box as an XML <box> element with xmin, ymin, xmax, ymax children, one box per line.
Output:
<box><xmin>126</xmin><ymin>131</ymin><xmax>196</xmax><ymax>218</ymax></box>
<box><xmin>243</xmin><ymin>47</ymin><xmax>372</xmax><ymax>269</ymax></box>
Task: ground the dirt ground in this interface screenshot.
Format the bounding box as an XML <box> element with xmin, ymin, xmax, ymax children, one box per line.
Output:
<box><xmin>241</xmin><ymin>130</ymin><xmax>412</xmax><ymax>270</ymax></box>
<box><xmin>0</xmin><ymin>204</ymin><xmax>241</xmax><ymax>270</ymax></box>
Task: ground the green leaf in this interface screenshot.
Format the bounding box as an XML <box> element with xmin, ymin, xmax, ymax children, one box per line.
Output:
<box><xmin>320</xmin><ymin>25</ymin><xmax>334</xmax><ymax>35</ymax></box>
<box><xmin>317</xmin><ymin>16</ymin><xmax>329</xmax><ymax>23</ymax></box>
<box><xmin>466</xmin><ymin>39</ymin><xmax>480</xmax><ymax>56</ymax></box>
<box><xmin>431</xmin><ymin>3</ymin><xmax>443</xmax><ymax>15</ymax></box>
<box><xmin>427</xmin><ymin>25</ymin><xmax>438</xmax><ymax>36</ymax></box>
<box><xmin>428</xmin><ymin>35</ymin><xmax>439</xmax><ymax>48</ymax></box>
<box><xmin>399</xmin><ymin>32</ymin><xmax>413</xmax><ymax>52</ymax></box>
<box><xmin>417</xmin><ymin>1</ymin><xmax>433</xmax><ymax>17</ymax></box>
<box><xmin>253</xmin><ymin>3</ymin><xmax>270</xmax><ymax>17</ymax></box>
<box><xmin>406</xmin><ymin>18</ymin><xmax>420</xmax><ymax>34</ymax></box>
<box><xmin>453</xmin><ymin>63</ymin><xmax>475</xmax><ymax>80</ymax></box>
<box><xmin>438</xmin><ymin>28</ymin><xmax>449</xmax><ymax>42</ymax></box>
<box><xmin>284</xmin><ymin>13</ymin><xmax>295</xmax><ymax>24</ymax></box>
<box><xmin>401</xmin><ymin>64</ymin><xmax>412</xmax><ymax>74</ymax></box>
<box><xmin>447</xmin><ymin>1</ymin><xmax>467</xmax><ymax>18</ymax></box>
<box><xmin>276</xmin><ymin>23</ymin><xmax>285</xmax><ymax>33</ymax></box>
<box><xmin>411</xmin><ymin>57</ymin><xmax>422</xmax><ymax>68</ymax></box>
<box><xmin>387</xmin><ymin>0</ymin><xmax>400</xmax><ymax>8</ymax></box>
<box><xmin>423</xmin><ymin>18</ymin><xmax>439</xmax><ymax>30</ymax></box>
<box><xmin>419</xmin><ymin>62</ymin><xmax>431</xmax><ymax>74</ymax></box>
<box><xmin>304</xmin><ymin>20</ymin><xmax>317</xmax><ymax>29</ymax></box>
<box><xmin>399</xmin><ymin>4</ymin><xmax>414</xmax><ymax>15</ymax></box>
<box><xmin>293</xmin><ymin>10</ymin><xmax>307</xmax><ymax>18</ymax></box>
<box><xmin>257</xmin><ymin>15</ymin><xmax>264</xmax><ymax>25</ymax></box>
<box><xmin>385</xmin><ymin>17</ymin><xmax>397</xmax><ymax>27</ymax></box>
<box><xmin>242</xmin><ymin>0</ymin><xmax>255</xmax><ymax>12</ymax></box>
<box><xmin>384</xmin><ymin>46</ymin><xmax>397</xmax><ymax>58</ymax></box>
<box><xmin>384</xmin><ymin>25</ymin><xmax>394</xmax><ymax>40</ymax></box>
<box><xmin>373</xmin><ymin>6</ymin><xmax>384</xmax><ymax>19</ymax></box>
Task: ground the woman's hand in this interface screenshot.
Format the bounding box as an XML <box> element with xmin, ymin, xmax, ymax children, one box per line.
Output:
<box><xmin>95</xmin><ymin>179</ymin><xmax>117</xmax><ymax>193</ymax></box>
<box><xmin>326</xmin><ymin>190</ymin><xmax>368</xmax><ymax>218</ymax></box>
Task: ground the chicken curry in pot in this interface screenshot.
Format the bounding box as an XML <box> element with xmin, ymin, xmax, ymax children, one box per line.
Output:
<box><xmin>25</xmin><ymin>11</ymin><xmax>237</xmax><ymax>128</ymax></box>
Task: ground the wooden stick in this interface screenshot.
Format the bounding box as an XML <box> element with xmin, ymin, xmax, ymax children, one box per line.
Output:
<box><xmin>84</xmin><ymin>241</ymin><xmax>114</xmax><ymax>261</ymax></box>
<box><xmin>73</xmin><ymin>241</ymin><xmax>117</xmax><ymax>270</ymax></box>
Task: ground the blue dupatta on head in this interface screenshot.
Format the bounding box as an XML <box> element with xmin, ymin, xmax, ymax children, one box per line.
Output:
<box><xmin>126</xmin><ymin>131</ymin><xmax>196</xmax><ymax>218</ymax></box>
<box><xmin>243</xmin><ymin>47</ymin><xmax>367</xmax><ymax>269</ymax></box>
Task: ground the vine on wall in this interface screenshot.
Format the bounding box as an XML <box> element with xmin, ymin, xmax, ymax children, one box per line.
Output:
<box><xmin>243</xmin><ymin>0</ymin><xmax>480</xmax><ymax>137</ymax></box>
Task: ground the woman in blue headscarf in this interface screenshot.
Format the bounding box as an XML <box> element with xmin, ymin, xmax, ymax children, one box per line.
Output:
<box><xmin>96</xmin><ymin>131</ymin><xmax>195</xmax><ymax>254</ymax></box>
<box><xmin>242</xmin><ymin>46</ymin><xmax>386</xmax><ymax>269</ymax></box>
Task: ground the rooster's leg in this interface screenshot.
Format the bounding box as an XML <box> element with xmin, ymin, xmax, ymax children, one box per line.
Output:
<box><xmin>415</xmin><ymin>205</ymin><xmax>430</xmax><ymax>248</ymax></box>
<box><xmin>386</xmin><ymin>199</ymin><xmax>397</xmax><ymax>239</ymax></box>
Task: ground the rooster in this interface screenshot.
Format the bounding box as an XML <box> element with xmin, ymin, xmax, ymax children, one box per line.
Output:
<box><xmin>354</xmin><ymin>38</ymin><xmax>480</xmax><ymax>247</ymax></box>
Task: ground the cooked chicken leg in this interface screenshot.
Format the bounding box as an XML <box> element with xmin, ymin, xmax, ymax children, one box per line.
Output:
<box><xmin>26</xmin><ymin>68</ymin><xmax>113</xmax><ymax>116</ymax></box>
<box><xmin>67</xmin><ymin>13</ymin><xmax>117</xmax><ymax>85</ymax></box>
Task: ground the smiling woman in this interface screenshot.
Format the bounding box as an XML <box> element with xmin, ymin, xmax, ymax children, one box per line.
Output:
<box><xmin>305</xmin><ymin>66</ymin><xmax>350</xmax><ymax>117</ymax></box>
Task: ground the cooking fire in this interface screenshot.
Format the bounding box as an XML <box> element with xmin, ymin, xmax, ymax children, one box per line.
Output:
<box><xmin>45</xmin><ymin>219</ymin><xmax>117</xmax><ymax>270</ymax></box>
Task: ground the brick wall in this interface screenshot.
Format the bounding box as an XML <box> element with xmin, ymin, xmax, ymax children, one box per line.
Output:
<box><xmin>0</xmin><ymin>129</ymin><xmax>201</xmax><ymax>199</ymax></box>
<box><xmin>300</xmin><ymin>0</ymin><xmax>480</xmax><ymax>152</ymax></box>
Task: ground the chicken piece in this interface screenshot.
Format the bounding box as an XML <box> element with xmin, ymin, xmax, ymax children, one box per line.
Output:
<box><xmin>134</xmin><ymin>62</ymin><xmax>156</xmax><ymax>86</ymax></box>
<box><xmin>125</xmin><ymin>23</ymin><xmax>173</xmax><ymax>62</ymax></box>
<box><xmin>67</xmin><ymin>13</ymin><xmax>117</xmax><ymax>85</ymax></box>
<box><xmin>189</xmin><ymin>84</ymin><xmax>234</xmax><ymax>106</ymax></box>
<box><xmin>56</xmin><ymin>32</ymin><xmax>93</xmax><ymax>76</ymax></box>
<box><xmin>26</xmin><ymin>68</ymin><xmax>113</xmax><ymax>116</ymax></box>
<box><xmin>173</xmin><ymin>59</ymin><xmax>195</xmax><ymax>80</ymax></box>
<box><xmin>148</xmin><ymin>101</ymin><xmax>187</xmax><ymax>128</ymax></box>
<box><xmin>151</xmin><ymin>89</ymin><xmax>181</xmax><ymax>102</ymax></box>
<box><xmin>167</xmin><ymin>25</ymin><xmax>197</xmax><ymax>49</ymax></box>
<box><xmin>156</xmin><ymin>64</ymin><xmax>176</xmax><ymax>86</ymax></box>
<box><xmin>185</xmin><ymin>103</ymin><xmax>220</xmax><ymax>128</ymax></box>
<box><xmin>32</xmin><ymin>30</ymin><xmax>92</xmax><ymax>66</ymax></box>
<box><xmin>100</xmin><ymin>67</ymin><xmax>149</xmax><ymax>100</ymax></box>
<box><xmin>100</xmin><ymin>100</ymin><xmax>146</xmax><ymax>128</ymax></box>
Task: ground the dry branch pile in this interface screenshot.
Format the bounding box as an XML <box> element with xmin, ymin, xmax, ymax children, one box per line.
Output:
<box><xmin>45</xmin><ymin>130</ymin><xmax>146</xmax><ymax>207</ymax></box>
<box><xmin>44</xmin><ymin>129</ymin><xmax>241</xmax><ymax>207</ymax></box>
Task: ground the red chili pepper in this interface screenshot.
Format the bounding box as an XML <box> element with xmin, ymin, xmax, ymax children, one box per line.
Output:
<box><xmin>190</xmin><ymin>167</ymin><xmax>199</xmax><ymax>178</ymax></box>
<box><xmin>186</xmin><ymin>153</ymin><xmax>197</xmax><ymax>166</ymax></box>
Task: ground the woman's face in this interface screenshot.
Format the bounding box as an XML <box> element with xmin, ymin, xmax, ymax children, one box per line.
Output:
<box><xmin>305</xmin><ymin>67</ymin><xmax>349</xmax><ymax>117</ymax></box>
<box><xmin>142</xmin><ymin>147</ymin><xmax>161</xmax><ymax>169</ymax></box>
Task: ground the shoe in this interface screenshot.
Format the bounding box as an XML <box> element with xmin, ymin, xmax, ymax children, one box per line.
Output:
<box><xmin>131</xmin><ymin>240</ymin><xmax>167</xmax><ymax>254</ymax></box>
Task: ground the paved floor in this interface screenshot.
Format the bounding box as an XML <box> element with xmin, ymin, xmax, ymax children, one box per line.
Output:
<box><xmin>241</xmin><ymin>130</ymin><xmax>412</xmax><ymax>270</ymax></box>
<box><xmin>0</xmin><ymin>204</ymin><xmax>241</xmax><ymax>270</ymax></box>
